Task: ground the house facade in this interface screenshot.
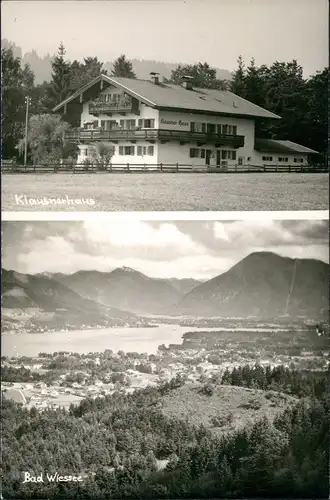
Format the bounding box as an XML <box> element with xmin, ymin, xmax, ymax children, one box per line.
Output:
<box><xmin>53</xmin><ymin>74</ymin><xmax>317</xmax><ymax>168</ymax></box>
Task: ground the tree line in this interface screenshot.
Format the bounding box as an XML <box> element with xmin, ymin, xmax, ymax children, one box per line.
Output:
<box><xmin>1</xmin><ymin>42</ymin><xmax>328</xmax><ymax>163</ymax></box>
<box><xmin>1</xmin><ymin>367</ymin><xmax>328</xmax><ymax>499</ymax></box>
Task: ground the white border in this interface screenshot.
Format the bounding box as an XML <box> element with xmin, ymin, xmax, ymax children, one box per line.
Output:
<box><xmin>2</xmin><ymin>211</ymin><xmax>329</xmax><ymax>221</ymax></box>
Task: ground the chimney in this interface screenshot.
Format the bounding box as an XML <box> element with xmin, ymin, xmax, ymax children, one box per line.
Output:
<box><xmin>150</xmin><ymin>72</ymin><xmax>160</xmax><ymax>85</ymax></box>
<box><xmin>182</xmin><ymin>75</ymin><xmax>194</xmax><ymax>90</ymax></box>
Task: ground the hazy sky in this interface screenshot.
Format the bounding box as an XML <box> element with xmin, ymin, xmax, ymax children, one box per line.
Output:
<box><xmin>2</xmin><ymin>0</ymin><xmax>328</xmax><ymax>76</ymax></box>
<box><xmin>2</xmin><ymin>220</ymin><xmax>328</xmax><ymax>279</ymax></box>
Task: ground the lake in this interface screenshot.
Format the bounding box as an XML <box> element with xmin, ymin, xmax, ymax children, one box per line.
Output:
<box><xmin>2</xmin><ymin>325</ymin><xmax>225</xmax><ymax>358</ymax></box>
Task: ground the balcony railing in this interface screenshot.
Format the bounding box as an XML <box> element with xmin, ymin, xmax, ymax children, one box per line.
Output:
<box><xmin>89</xmin><ymin>101</ymin><xmax>133</xmax><ymax>114</ymax></box>
<box><xmin>65</xmin><ymin>128</ymin><xmax>245</xmax><ymax>147</ymax></box>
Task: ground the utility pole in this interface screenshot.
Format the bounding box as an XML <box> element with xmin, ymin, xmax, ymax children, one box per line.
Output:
<box><xmin>24</xmin><ymin>96</ymin><xmax>31</xmax><ymax>165</ymax></box>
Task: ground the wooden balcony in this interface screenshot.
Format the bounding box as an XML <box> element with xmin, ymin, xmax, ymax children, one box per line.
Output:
<box><xmin>65</xmin><ymin>128</ymin><xmax>245</xmax><ymax>147</ymax></box>
<box><xmin>89</xmin><ymin>101</ymin><xmax>133</xmax><ymax>115</ymax></box>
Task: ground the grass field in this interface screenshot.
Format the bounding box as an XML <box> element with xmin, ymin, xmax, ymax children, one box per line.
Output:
<box><xmin>2</xmin><ymin>172</ymin><xmax>328</xmax><ymax>211</ymax></box>
<box><xmin>161</xmin><ymin>384</ymin><xmax>298</xmax><ymax>435</ymax></box>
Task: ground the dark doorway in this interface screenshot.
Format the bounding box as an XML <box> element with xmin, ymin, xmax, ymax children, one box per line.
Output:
<box><xmin>216</xmin><ymin>150</ymin><xmax>221</xmax><ymax>167</ymax></box>
<box><xmin>205</xmin><ymin>150</ymin><xmax>211</xmax><ymax>167</ymax></box>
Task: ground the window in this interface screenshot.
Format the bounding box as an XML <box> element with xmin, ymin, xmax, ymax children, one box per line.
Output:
<box><xmin>143</xmin><ymin>119</ymin><xmax>155</xmax><ymax>128</ymax></box>
<box><xmin>278</xmin><ymin>157</ymin><xmax>288</xmax><ymax>162</ymax></box>
<box><xmin>247</xmin><ymin>156</ymin><xmax>251</xmax><ymax>161</ymax></box>
<box><xmin>126</xmin><ymin>119</ymin><xmax>136</xmax><ymax>129</ymax></box>
<box><xmin>190</xmin><ymin>148</ymin><xmax>205</xmax><ymax>158</ymax></box>
<box><xmin>232</xmin><ymin>125</ymin><xmax>237</xmax><ymax>135</ymax></box>
<box><xmin>119</xmin><ymin>120</ymin><xmax>125</xmax><ymax>128</ymax></box>
<box><xmin>190</xmin><ymin>122</ymin><xmax>195</xmax><ymax>132</ymax></box>
<box><xmin>262</xmin><ymin>156</ymin><xmax>273</xmax><ymax>161</ymax></box>
<box><xmin>137</xmin><ymin>145</ymin><xmax>153</xmax><ymax>156</ymax></box>
<box><xmin>222</xmin><ymin>124</ymin><xmax>228</xmax><ymax>134</ymax></box>
<box><xmin>207</xmin><ymin>123</ymin><xmax>216</xmax><ymax>134</ymax></box>
<box><xmin>294</xmin><ymin>157</ymin><xmax>304</xmax><ymax>163</ymax></box>
<box><xmin>194</xmin><ymin>122</ymin><xmax>206</xmax><ymax>133</ymax></box>
<box><xmin>119</xmin><ymin>146</ymin><xmax>135</xmax><ymax>156</ymax></box>
<box><xmin>227</xmin><ymin>125</ymin><xmax>233</xmax><ymax>134</ymax></box>
<box><xmin>100</xmin><ymin>120</ymin><xmax>106</xmax><ymax>130</ymax></box>
<box><xmin>221</xmin><ymin>150</ymin><xmax>236</xmax><ymax>160</ymax></box>
<box><xmin>238</xmin><ymin>157</ymin><xmax>244</xmax><ymax>166</ymax></box>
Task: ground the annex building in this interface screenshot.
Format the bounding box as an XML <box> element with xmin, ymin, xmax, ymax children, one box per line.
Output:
<box><xmin>53</xmin><ymin>74</ymin><xmax>318</xmax><ymax>169</ymax></box>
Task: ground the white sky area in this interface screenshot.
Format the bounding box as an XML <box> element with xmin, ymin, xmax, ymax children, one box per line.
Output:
<box><xmin>2</xmin><ymin>220</ymin><xmax>328</xmax><ymax>280</ymax></box>
<box><xmin>2</xmin><ymin>0</ymin><xmax>328</xmax><ymax>77</ymax></box>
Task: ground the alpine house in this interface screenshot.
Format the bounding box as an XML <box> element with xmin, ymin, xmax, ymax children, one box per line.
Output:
<box><xmin>53</xmin><ymin>73</ymin><xmax>318</xmax><ymax>169</ymax></box>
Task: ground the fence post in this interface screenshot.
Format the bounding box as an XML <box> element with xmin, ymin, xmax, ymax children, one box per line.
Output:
<box><xmin>176</xmin><ymin>162</ymin><xmax>179</xmax><ymax>172</ymax></box>
<box><xmin>109</xmin><ymin>162</ymin><xmax>112</xmax><ymax>172</ymax></box>
<box><xmin>235</xmin><ymin>163</ymin><xmax>238</xmax><ymax>172</ymax></box>
<box><xmin>160</xmin><ymin>163</ymin><xmax>163</xmax><ymax>172</ymax></box>
<box><xmin>288</xmin><ymin>164</ymin><xmax>291</xmax><ymax>173</ymax></box>
<box><xmin>127</xmin><ymin>163</ymin><xmax>130</xmax><ymax>172</ymax></box>
<box><xmin>263</xmin><ymin>164</ymin><xmax>266</xmax><ymax>172</ymax></box>
<box><xmin>276</xmin><ymin>164</ymin><xmax>278</xmax><ymax>172</ymax></box>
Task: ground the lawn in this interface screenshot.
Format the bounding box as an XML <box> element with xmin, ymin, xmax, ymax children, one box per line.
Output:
<box><xmin>2</xmin><ymin>172</ymin><xmax>328</xmax><ymax>211</ymax></box>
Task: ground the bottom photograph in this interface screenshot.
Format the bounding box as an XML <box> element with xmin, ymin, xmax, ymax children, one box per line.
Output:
<box><xmin>1</xmin><ymin>218</ymin><xmax>329</xmax><ymax>500</ymax></box>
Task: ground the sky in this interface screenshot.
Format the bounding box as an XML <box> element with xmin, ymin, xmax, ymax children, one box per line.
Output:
<box><xmin>2</xmin><ymin>220</ymin><xmax>328</xmax><ymax>279</ymax></box>
<box><xmin>2</xmin><ymin>0</ymin><xmax>328</xmax><ymax>77</ymax></box>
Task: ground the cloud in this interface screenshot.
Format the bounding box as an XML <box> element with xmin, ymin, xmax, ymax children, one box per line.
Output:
<box><xmin>2</xmin><ymin>220</ymin><xmax>328</xmax><ymax>279</ymax></box>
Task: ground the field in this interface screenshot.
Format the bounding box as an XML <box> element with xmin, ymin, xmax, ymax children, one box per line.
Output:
<box><xmin>161</xmin><ymin>384</ymin><xmax>298</xmax><ymax>435</ymax></box>
<box><xmin>2</xmin><ymin>172</ymin><xmax>328</xmax><ymax>211</ymax></box>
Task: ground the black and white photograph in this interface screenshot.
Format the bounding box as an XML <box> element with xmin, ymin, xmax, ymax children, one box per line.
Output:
<box><xmin>1</xmin><ymin>0</ymin><xmax>329</xmax><ymax>499</ymax></box>
<box><xmin>1</xmin><ymin>219</ymin><xmax>329</xmax><ymax>499</ymax></box>
<box><xmin>1</xmin><ymin>0</ymin><xmax>329</xmax><ymax>211</ymax></box>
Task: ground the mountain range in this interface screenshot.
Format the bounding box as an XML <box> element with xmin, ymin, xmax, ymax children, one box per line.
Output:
<box><xmin>50</xmin><ymin>268</ymin><xmax>201</xmax><ymax>314</ymax></box>
<box><xmin>2</xmin><ymin>38</ymin><xmax>233</xmax><ymax>84</ymax></box>
<box><xmin>176</xmin><ymin>252</ymin><xmax>329</xmax><ymax>318</ymax></box>
<box><xmin>2</xmin><ymin>253</ymin><xmax>328</xmax><ymax>328</ymax></box>
<box><xmin>1</xmin><ymin>269</ymin><xmax>143</xmax><ymax>330</ymax></box>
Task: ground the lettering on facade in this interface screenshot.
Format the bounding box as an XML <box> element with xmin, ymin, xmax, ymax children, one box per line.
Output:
<box><xmin>160</xmin><ymin>118</ymin><xmax>189</xmax><ymax>127</ymax></box>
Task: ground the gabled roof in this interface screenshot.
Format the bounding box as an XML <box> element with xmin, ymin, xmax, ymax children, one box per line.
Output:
<box><xmin>255</xmin><ymin>138</ymin><xmax>318</xmax><ymax>154</ymax></box>
<box><xmin>53</xmin><ymin>74</ymin><xmax>281</xmax><ymax>120</ymax></box>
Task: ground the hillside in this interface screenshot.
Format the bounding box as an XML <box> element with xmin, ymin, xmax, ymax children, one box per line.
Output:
<box><xmin>161</xmin><ymin>383</ymin><xmax>298</xmax><ymax>436</ymax></box>
<box><xmin>1</xmin><ymin>269</ymin><xmax>143</xmax><ymax>331</ymax></box>
<box><xmin>51</xmin><ymin>268</ymin><xmax>198</xmax><ymax>314</ymax></box>
<box><xmin>176</xmin><ymin>252</ymin><xmax>329</xmax><ymax>319</ymax></box>
<box><xmin>2</xmin><ymin>39</ymin><xmax>232</xmax><ymax>84</ymax></box>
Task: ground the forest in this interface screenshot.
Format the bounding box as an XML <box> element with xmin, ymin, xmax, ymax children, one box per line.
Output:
<box><xmin>1</xmin><ymin>42</ymin><xmax>328</xmax><ymax>164</ymax></box>
<box><xmin>1</xmin><ymin>365</ymin><xmax>329</xmax><ymax>499</ymax></box>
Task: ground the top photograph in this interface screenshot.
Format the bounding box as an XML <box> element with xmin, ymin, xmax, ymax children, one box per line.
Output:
<box><xmin>1</xmin><ymin>0</ymin><xmax>328</xmax><ymax>212</ymax></box>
